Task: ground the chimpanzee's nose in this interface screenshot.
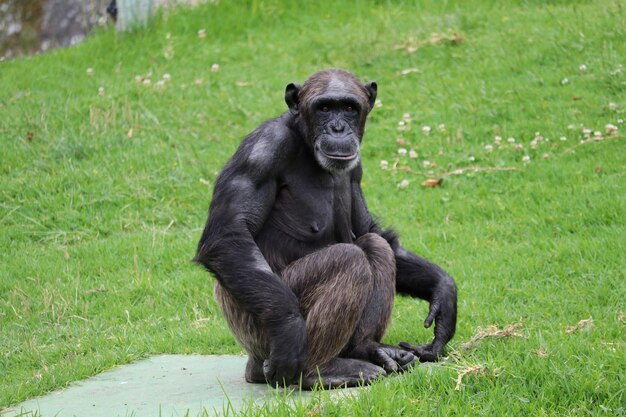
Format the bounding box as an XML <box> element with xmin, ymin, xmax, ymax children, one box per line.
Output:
<box><xmin>331</xmin><ymin>122</ymin><xmax>345</xmax><ymax>134</ymax></box>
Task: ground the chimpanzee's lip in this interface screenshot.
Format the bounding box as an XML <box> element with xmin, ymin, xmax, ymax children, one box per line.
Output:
<box><xmin>322</xmin><ymin>151</ymin><xmax>358</xmax><ymax>161</ymax></box>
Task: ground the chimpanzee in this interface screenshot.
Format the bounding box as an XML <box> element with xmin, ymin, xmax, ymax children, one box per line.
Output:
<box><xmin>195</xmin><ymin>69</ymin><xmax>457</xmax><ymax>389</ymax></box>
<box><xmin>106</xmin><ymin>0</ymin><xmax>117</xmax><ymax>21</ymax></box>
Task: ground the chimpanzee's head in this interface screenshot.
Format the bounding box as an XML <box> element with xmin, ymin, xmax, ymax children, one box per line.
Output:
<box><xmin>285</xmin><ymin>69</ymin><xmax>377</xmax><ymax>173</ymax></box>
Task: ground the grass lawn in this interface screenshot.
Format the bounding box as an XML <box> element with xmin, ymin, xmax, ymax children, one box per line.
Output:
<box><xmin>1</xmin><ymin>0</ymin><xmax>624</xmax><ymax>415</ymax></box>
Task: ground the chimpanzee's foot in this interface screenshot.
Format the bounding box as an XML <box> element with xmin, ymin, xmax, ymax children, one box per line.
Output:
<box><xmin>371</xmin><ymin>344</ymin><xmax>417</xmax><ymax>373</ymax></box>
<box><xmin>343</xmin><ymin>342</ymin><xmax>417</xmax><ymax>374</ymax></box>
<box><xmin>245</xmin><ymin>356</ymin><xmax>266</xmax><ymax>383</ymax></box>
<box><xmin>300</xmin><ymin>357</ymin><xmax>386</xmax><ymax>390</ymax></box>
<box><xmin>398</xmin><ymin>342</ymin><xmax>442</xmax><ymax>362</ymax></box>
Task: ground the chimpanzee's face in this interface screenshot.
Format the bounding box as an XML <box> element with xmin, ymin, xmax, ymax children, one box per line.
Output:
<box><xmin>308</xmin><ymin>92</ymin><xmax>363</xmax><ymax>173</ymax></box>
<box><xmin>285</xmin><ymin>70</ymin><xmax>377</xmax><ymax>173</ymax></box>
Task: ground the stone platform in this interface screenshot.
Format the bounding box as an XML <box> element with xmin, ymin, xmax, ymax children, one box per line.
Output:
<box><xmin>2</xmin><ymin>355</ymin><xmax>322</xmax><ymax>417</ymax></box>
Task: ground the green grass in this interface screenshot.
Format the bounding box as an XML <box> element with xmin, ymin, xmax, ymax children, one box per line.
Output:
<box><xmin>1</xmin><ymin>0</ymin><xmax>624</xmax><ymax>415</ymax></box>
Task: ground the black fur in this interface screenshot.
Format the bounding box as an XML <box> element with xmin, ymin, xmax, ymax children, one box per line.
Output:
<box><xmin>195</xmin><ymin>69</ymin><xmax>457</xmax><ymax>387</ymax></box>
<box><xmin>106</xmin><ymin>0</ymin><xmax>117</xmax><ymax>21</ymax></box>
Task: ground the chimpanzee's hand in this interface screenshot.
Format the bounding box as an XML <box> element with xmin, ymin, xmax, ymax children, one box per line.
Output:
<box><xmin>400</xmin><ymin>279</ymin><xmax>457</xmax><ymax>362</ymax></box>
<box><xmin>263</xmin><ymin>315</ymin><xmax>308</xmax><ymax>386</ymax></box>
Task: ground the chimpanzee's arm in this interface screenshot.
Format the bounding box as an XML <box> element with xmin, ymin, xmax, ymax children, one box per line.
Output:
<box><xmin>351</xmin><ymin>168</ymin><xmax>457</xmax><ymax>361</ymax></box>
<box><xmin>195</xmin><ymin>125</ymin><xmax>307</xmax><ymax>385</ymax></box>
<box><xmin>389</xmin><ymin>242</ymin><xmax>457</xmax><ymax>361</ymax></box>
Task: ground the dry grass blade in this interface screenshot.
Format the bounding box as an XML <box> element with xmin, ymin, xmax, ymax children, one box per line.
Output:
<box><xmin>455</xmin><ymin>365</ymin><xmax>488</xmax><ymax>391</ymax></box>
<box><xmin>305</xmin><ymin>404</ymin><xmax>321</xmax><ymax>417</ymax></box>
<box><xmin>190</xmin><ymin>318</ymin><xmax>210</xmax><ymax>328</ymax></box>
<box><xmin>398</xmin><ymin>165</ymin><xmax>517</xmax><ymax>178</ymax></box>
<box><xmin>397</xmin><ymin>67</ymin><xmax>421</xmax><ymax>76</ymax></box>
<box><xmin>462</xmin><ymin>322</ymin><xmax>524</xmax><ymax>350</ymax></box>
<box><xmin>395</xmin><ymin>32</ymin><xmax>464</xmax><ymax>53</ymax></box>
<box><xmin>565</xmin><ymin>316</ymin><xmax>594</xmax><ymax>333</ymax></box>
<box><xmin>562</xmin><ymin>135</ymin><xmax>623</xmax><ymax>154</ymax></box>
<box><xmin>444</xmin><ymin>166</ymin><xmax>518</xmax><ymax>176</ymax></box>
<box><xmin>85</xmin><ymin>285</ymin><xmax>106</xmax><ymax>294</ymax></box>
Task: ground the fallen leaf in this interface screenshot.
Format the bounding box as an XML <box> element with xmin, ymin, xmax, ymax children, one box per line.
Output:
<box><xmin>421</xmin><ymin>178</ymin><xmax>443</xmax><ymax>188</ymax></box>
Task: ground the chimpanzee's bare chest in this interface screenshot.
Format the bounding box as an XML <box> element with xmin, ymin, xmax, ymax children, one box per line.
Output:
<box><xmin>268</xmin><ymin>170</ymin><xmax>352</xmax><ymax>245</ymax></box>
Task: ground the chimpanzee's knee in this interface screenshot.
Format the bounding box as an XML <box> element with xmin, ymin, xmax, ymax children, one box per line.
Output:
<box><xmin>355</xmin><ymin>233</ymin><xmax>395</xmax><ymax>281</ymax></box>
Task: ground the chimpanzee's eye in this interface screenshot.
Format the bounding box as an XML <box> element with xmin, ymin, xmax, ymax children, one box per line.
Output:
<box><xmin>346</xmin><ymin>106</ymin><xmax>354</xmax><ymax>112</ymax></box>
<box><xmin>321</xmin><ymin>106</ymin><xmax>330</xmax><ymax>112</ymax></box>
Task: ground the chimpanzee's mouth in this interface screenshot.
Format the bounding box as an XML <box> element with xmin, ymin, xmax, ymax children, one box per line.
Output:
<box><xmin>322</xmin><ymin>151</ymin><xmax>358</xmax><ymax>161</ymax></box>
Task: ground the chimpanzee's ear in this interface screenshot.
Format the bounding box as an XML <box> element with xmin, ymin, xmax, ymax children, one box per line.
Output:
<box><xmin>285</xmin><ymin>83</ymin><xmax>302</xmax><ymax>115</ymax></box>
<box><xmin>365</xmin><ymin>81</ymin><xmax>377</xmax><ymax>113</ymax></box>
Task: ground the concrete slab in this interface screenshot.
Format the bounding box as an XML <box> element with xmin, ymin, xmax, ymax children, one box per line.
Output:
<box><xmin>1</xmin><ymin>354</ymin><xmax>321</xmax><ymax>417</ymax></box>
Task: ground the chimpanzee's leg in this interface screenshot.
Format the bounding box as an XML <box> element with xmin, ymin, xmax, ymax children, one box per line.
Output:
<box><xmin>340</xmin><ymin>234</ymin><xmax>417</xmax><ymax>373</ymax></box>
<box><xmin>281</xmin><ymin>240</ymin><xmax>388</xmax><ymax>388</ymax></box>
<box><xmin>214</xmin><ymin>282</ymin><xmax>270</xmax><ymax>383</ymax></box>
<box><xmin>215</xmin><ymin>234</ymin><xmax>405</xmax><ymax>388</ymax></box>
